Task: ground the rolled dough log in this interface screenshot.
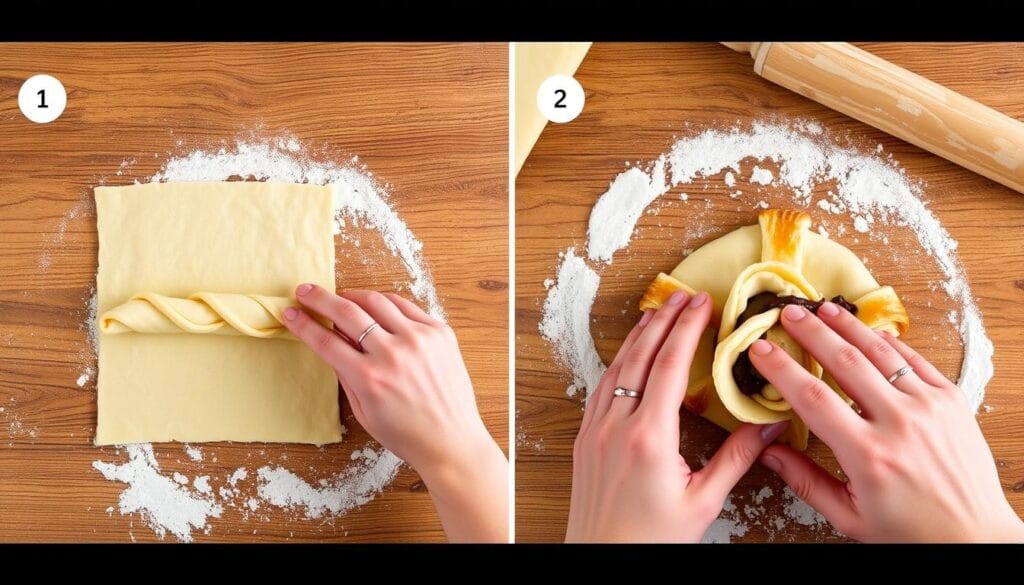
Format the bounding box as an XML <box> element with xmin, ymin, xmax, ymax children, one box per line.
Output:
<box><xmin>100</xmin><ymin>292</ymin><xmax>296</xmax><ymax>338</ymax></box>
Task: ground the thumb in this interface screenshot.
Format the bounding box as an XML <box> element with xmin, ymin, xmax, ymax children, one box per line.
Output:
<box><xmin>760</xmin><ymin>444</ymin><xmax>858</xmax><ymax>536</ymax></box>
<box><xmin>694</xmin><ymin>421</ymin><xmax>787</xmax><ymax>500</ymax></box>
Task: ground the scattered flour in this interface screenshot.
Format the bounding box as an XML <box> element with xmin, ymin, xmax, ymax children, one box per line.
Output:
<box><xmin>702</xmin><ymin>495</ymin><xmax>749</xmax><ymax>543</ymax></box>
<box><xmin>83</xmin><ymin>133</ymin><xmax>440</xmax><ymax>541</ymax></box>
<box><xmin>538</xmin><ymin>250</ymin><xmax>605</xmax><ymax>398</ymax></box>
<box><xmin>92</xmin><ymin>445</ymin><xmax>222</xmax><ymax>543</ymax></box>
<box><xmin>228</xmin><ymin>468</ymin><xmax>248</xmax><ymax>486</ymax></box>
<box><xmin>853</xmin><ymin>216</ymin><xmax>870</xmax><ymax>233</ymax></box>
<box><xmin>782</xmin><ymin>487</ymin><xmax>829</xmax><ymax>527</ymax></box>
<box><xmin>257</xmin><ymin>446</ymin><xmax>401</xmax><ymax>518</ymax></box>
<box><xmin>193</xmin><ymin>476</ymin><xmax>212</xmax><ymax>495</ymax></box>
<box><xmin>750</xmin><ymin>165</ymin><xmax>774</xmax><ymax>185</ymax></box>
<box><xmin>587</xmin><ymin>162</ymin><xmax>667</xmax><ymax>264</ymax></box>
<box><xmin>184</xmin><ymin>445</ymin><xmax>203</xmax><ymax>462</ymax></box>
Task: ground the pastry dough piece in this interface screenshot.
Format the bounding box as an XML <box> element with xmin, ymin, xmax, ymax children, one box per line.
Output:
<box><xmin>718</xmin><ymin>261</ymin><xmax>820</xmax><ymax>339</ymax></box>
<box><xmin>851</xmin><ymin>286</ymin><xmax>910</xmax><ymax>336</ymax></box>
<box><xmin>94</xmin><ymin>181</ymin><xmax>342</xmax><ymax>446</ymax></box>
<box><xmin>639</xmin><ymin>272</ymin><xmax>697</xmax><ymax>312</ymax></box>
<box><xmin>759</xmin><ymin>209</ymin><xmax>811</xmax><ymax>269</ymax></box>
<box><xmin>100</xmin><ymin>293</ymin><xmax>297</xmax><ymax>338</ymax></box>
<box><xmin>714</xmin><ymin>309</ymin><xmax>824</xmax><ymax>420</ymax></box>
<box><xmin>639</xmin><ymin>209</ymin><xmax>910</xmax><ymax>451</ymax></box>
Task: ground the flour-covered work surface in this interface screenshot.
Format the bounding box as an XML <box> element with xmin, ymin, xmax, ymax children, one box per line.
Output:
<box><xmin>515</xmin><ymin>42</ymin><xmax>1024</xmax><ymax>543</ymax></box>
<box><xmin>0</xmin><ymin>43</ymin><xmax>508</xmax><ymax>542</ymax></box>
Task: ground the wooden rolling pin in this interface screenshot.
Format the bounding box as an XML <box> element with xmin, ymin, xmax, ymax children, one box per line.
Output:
<box><xmin>723</xmin><ymin>42</ymin><xmax>1024</xmax><ymax>194</ymax></box>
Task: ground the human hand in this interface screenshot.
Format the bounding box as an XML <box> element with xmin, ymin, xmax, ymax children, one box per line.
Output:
<box><xmin>566</xmin><ymin>290</ymin><xmax>789</xmax><ymax>543</ymax></box>
<box><xmin>282</xmin><ymin>284</ymin><xmax>507</xmax><ymax>542</ymax></box>
<box><xmin>750</xmin><ymin>301</ymin><xmax>1024</xmax><ymax>543</ymax></box>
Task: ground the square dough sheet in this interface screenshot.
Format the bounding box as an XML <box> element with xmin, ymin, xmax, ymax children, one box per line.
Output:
<box><xmin>94</xmin><ymin>181</ymin><xmax>342</xmax><ymax>445</ymax></box>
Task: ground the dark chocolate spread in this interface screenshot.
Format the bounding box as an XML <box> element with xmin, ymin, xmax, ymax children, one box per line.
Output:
<box><xmin>732</xmin><ymin>293</ymin><xmax>857</xmax><ymax>396</ymax></box>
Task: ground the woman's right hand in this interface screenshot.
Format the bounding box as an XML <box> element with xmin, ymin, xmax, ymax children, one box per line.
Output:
<box><xmin>750</xmin><ymin>301</ymin><xmax>1024</xmax><ymax>542</ymax></box>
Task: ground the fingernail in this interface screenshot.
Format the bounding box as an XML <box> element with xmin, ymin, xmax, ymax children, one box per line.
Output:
<box><xmin>750</xmin><ymin>339</ymin><xmax>773</xmax><ymax>355</ymax></box>
<box><xmin>688</xmin><ymin>292</ymin><xmax>708</xmax><ymax>308</ymax></box>
<box><xmin>877</xmin><ymin>330</ymin><xmax>891</xmax><ymax>339</ymax></box>
<box><xmin>818</xmin><ymin>301</ymin><xmax>840</xmax><ymax>317</ymax></box>
<box><xmin>667</xmin><ymin>291</ymin><xmax>688</xmax><ymax>306</ymax></box>
<box><xmin>639</xmin><ymin>309</ymin><xmax>654</xmax><ymax>327</ymax></box>
<box><xmin>761</xmin><ymin>454</ymin><xmax>782</xmax><ymax>472</ymax></box>
<box><xmin>283</xmin><ymin>307</ymin><xmax>299</xmax><ymax>321</ymax></box>
<box><xmin>783</xmin><ymin>304</ymin><xmax>806</xmax><ymax>321</ymax></box>
<box><xmin>760</xmin><ymin>421</ymin><xmax>788</xmax><ymax>441</ymax></box>
<box><xmin>296</xmin><ymin>283</ymin><xmax>314</xmax><ymax>296</ymax></box>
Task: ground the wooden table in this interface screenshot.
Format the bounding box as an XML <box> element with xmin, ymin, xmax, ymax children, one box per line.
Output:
<box><xmin>0</xmin><ymin>43</ymin><xmax>508</xmax><ymax>542</ymax></box>
<box><xmin>516</xmin><ymin>43</ymin><xmax>1024</xmax><ymax>542</ymax></box>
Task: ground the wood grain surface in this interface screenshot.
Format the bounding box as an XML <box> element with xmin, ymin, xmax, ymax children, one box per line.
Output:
<box><xmin>516</xmin><ymin>42</ymin><xmax>1024</xmax><ymax>542</ymax></box>
<box><xmin>0</xmin><ymin>43</ymin><xmax>508</xmax><ymax>542</ymax></box>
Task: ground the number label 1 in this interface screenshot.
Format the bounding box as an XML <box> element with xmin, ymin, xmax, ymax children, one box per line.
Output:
<box><xmin>18</xmin><ymin>74</ymin><xmax>66</xmax><ymax>123</ymax></box>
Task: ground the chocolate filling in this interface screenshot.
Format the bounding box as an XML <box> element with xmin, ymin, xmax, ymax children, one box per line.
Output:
<box><xmin>732</xmin><ymin>293</ymin><xmax>857</xmax><ymax>396</ymax></box>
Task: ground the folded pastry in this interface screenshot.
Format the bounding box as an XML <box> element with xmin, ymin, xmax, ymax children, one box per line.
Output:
<box><xmin>639</xmin><ymin>209</ymin><xmax>909</xmax><ymax>450</ymax></box>
<box><xmin>99</xmin><ymin>292</ymin><xmax>297</xmax><ymax>339</ymax></box>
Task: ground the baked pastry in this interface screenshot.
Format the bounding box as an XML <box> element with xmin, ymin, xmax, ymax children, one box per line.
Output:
<box><xmin>639</xmin><ymin>210</ymin><xmax>909</xmax><ymax>450</ymax></box>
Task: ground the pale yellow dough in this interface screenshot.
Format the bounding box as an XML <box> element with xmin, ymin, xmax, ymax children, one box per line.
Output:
<box><xmin>639</xmin><ymin>210</ymin><xmax>909</xmax><ymax>450</ymax></box>
<box><xmin>100</xmin><ymin>293</ymin><xmax>296</xmax><ymax>338</ymax></box>
<box><xmin>94</xmin><ymin>181</ymin><xmax>342</xmax><ymax>446</ymax></box>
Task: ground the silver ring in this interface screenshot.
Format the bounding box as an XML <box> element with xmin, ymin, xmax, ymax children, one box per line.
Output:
<box><xmin>612</xmin><ymin>387</ymin><xmax>642</xmax><ymax>399</ymax></box>
<box><xmin>887</xmin><ymin>364</ymin><xmax>914</xmax><ymax>384</ymax></box>
<box><xmin>355</xmin><ymin>322</ymin><xmax>380</xmax><ymax>351</ymax></box>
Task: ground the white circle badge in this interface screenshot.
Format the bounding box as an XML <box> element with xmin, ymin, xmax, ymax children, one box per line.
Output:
<box><xmin>537</xmin><ymin>74</ymin><xmax>585</xmax><ymax>124</ymax></box>
<box><xmin>18</xmin><ymin>74</ymin><xmax>67</xmax><ymax>124</ymax></box>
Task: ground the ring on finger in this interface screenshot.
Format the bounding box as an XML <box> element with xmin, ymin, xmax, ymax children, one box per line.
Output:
<box><xmin>886</xmin><ymin>364</ymin><xmax>914</xmax><ymax>384</ymax></box>
<box><xmin>612</xmin><ymin>387</ymin><xmax>643</xmax><ymax>399</ymax></box>
<box><xmin>355</xmin><ymin>322</ymin><xmax>380</xmax><ymax>351</ymax></box>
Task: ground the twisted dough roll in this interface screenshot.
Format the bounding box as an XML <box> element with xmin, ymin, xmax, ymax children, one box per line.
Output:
<box><xmin>637</xmin><ymin>209</ymin><xmax>910</xmax><ymax>451</ymax></box>
<box><xmin>99</xmin><ymin>292</ymin><xmax>298</xmax><ymax>339</ymax></box>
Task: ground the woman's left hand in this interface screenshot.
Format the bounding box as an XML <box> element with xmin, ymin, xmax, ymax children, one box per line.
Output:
<box><xmin>566</xmin><ymin>290</ymin><xmax>788</xmax><ymax>543</ymax></box>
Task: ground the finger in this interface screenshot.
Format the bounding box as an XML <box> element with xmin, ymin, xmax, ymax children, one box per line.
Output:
<box><xmin>878</xmin><ymin>331</ymin><xmax>952</xmax><ymax>389</ymax></box>
<box><xmin>693</xmin><ymin>421</ymin><xmax>788</xmax><ymax>501</ymax></box>
<box><xmin>339</xmin><ymin>382</ymin><xmax>368</xmax><ymax>428</ymax></box>
<box><xmin>586</xmin><ymin>317</ymin><xmax>645</xmax><ymax>429</ymax></box>
<box><xmin>637</xmin><ymin>291</ymin><xmax>712</xmax><ymax>422</ymax></box>
<box><xmin>342</xmin><ymin>290</ymin><xmax>413</xmax><ymax>334</ymax></box>
<box><xmin>748</xmin><ymin>338</ymin><xmax>867</xmax><ymax>450</ymax></box>
<box><xmin>608</xmin><ymin>290</ymin><xmax>691</xmax><ymax>419</ymax></box>
<box><xmin>779</xmin><ymin>304</ymin><xmax>898</xmax><ymax>418</ymax></box>
<box><xmin>816</xmin><ymin>302</ymin><xmax>926</xmax><ymax>394</ymax></box>
<box><xmin>282</xmin><ymin>304</ymin><xmax>362</xmax><ymax>366</ymax></box>
<box><xmin>382</xmin><ymin>292</ymin><xmax>438</xmax><ymax>325</ymax></box>
<box><xmin>295</xmin><ymin>283</ymin><xmax>389</xmax><ymax>351</ymax></box>
<box><xmin>760</xmin><ymin>444</ymin><xmax>859</xmax><ymax>536</ymax></box>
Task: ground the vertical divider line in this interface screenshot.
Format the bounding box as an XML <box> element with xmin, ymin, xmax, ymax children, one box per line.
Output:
<box><xmin>507</xmin><ymin>41</ymin><xmax>517</xmax><ymax>544</ymax></box>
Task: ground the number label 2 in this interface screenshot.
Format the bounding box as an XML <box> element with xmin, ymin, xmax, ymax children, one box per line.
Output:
<box><xmin>553</xmin><ymin>89</ymin><xmax>567</xmax><ymax>109</ymax></box>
